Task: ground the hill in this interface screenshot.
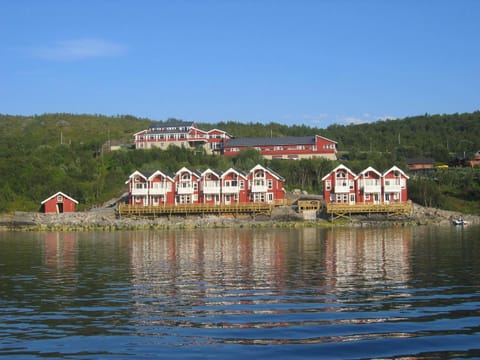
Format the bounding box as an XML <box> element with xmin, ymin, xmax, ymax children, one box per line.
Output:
<box><xmin>0</xmin><ymin>111</ymin><xmax>479</xmax><ymax>213</ymax></box>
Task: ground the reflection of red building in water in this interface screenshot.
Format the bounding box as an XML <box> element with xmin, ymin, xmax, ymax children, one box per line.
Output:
<box><xmin>44</xmin><ymin>232</ymin><xmax>77</xmax><ymax>269</ymax></box>
<box><xmin>323</xmin><ymin>227</ymin><xmax>412</xmax><ymax>291</ymax></box>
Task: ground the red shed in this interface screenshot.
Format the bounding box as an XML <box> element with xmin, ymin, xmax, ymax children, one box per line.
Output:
<box><xmin>41</xmin><ymin>192</ymin><xmax>78</xmax><ymax>213</ymax></box>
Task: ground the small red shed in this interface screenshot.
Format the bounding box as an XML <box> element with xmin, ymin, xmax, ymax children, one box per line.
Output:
<box><xmin>41</xmin><ymin>192</ymin><xmax>78</xmax><ymax>213</ymax></box>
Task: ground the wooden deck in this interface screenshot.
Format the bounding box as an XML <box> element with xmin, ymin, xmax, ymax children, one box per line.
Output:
<box><xmin>325</xmin><ymin>201</ymin><xmax>413</xmax><ymax>220</ymax></box>
<box><xmin>117</xmin><ymin>203</ymin><xmax>275</xmax><ymax>218</ymax></box>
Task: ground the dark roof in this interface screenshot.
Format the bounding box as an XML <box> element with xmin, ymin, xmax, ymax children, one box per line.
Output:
<box><xmin>225</xmin><ymin>136</ymin><xmax>320</xmax><ymax>147</ymax></box>
<box><xmin>406</xmin><ymin>157</ymin><xmax>435</xmax><ymax>165</ymax></box>
<box><xmin>266</xmin><ymin>166</ymin><xmax>285</xmax><ymax>181</ymax></box>
<box><xmin>149</xmin><ymin>121</ymin><xmax>195</xmax><ymax>129</ymax></box>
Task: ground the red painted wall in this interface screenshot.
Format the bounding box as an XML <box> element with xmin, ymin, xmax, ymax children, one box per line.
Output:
<box><xmin>43</xmin><ymin>197</ymin><xmax>76</xmax><ymax>213</ymax></box>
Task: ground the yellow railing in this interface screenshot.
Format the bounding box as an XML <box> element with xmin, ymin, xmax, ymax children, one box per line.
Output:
<box><xmin>117</xmin><ymin>202</ymin><xmax>276</xmax><ymax>217</ymax></box>
<box><xmin>326</xmin><ymin>201</ymin><xmax>413</xmax><ymax>219</ymax></box>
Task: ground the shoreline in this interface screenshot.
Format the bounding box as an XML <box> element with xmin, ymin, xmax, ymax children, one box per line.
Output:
<box><xmin>1</xmin><ymin>203</ymin><xmax>478</xmax><ymax>231</ymax></box>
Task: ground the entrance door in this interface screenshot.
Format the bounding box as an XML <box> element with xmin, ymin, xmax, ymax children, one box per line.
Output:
<box><xmin>56</xmin><ymin>202</ymin><xmax>64</xmax><ymax>213</ymax></box>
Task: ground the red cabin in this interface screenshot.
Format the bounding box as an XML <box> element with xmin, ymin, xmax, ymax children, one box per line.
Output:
<box><xmin>248</xmin><ymin>164</ymin><xmax>285</xmax><ymax>203</ymax></box>
<box><xmin>200</xmin><ymin>169</ymin><xmax>222</xmax><ymax>205</ymax></box>
<box><xmin>175</xmin><ymin>167</ymin><xmax>201</xmax><ymax>204</ymax></box>
<box><xmin>382</xmin><ymin>166</ymin><xmax>409</xmax><ymax>203</ymax></box>
<box><xmin>41</xmin><ymin>192</ymin><xmax>78</xmax><ymax>213</ymax></box>
<box><xmin>221</xmin><ymin>168</ymin><xmax>249</xmax><ymax>204</ymax></box>
<box><xmin>322</xmin><ymin>164</ymin><xmax>357</xmax><ymax>204</ymax></box>
<box><xmin>355</xmin><ymin>166</ymin><xmax>382</xmax><ymax>204</ymax></box>
<box><xmin>148</xmin><ymin>170</ymin><xmax>175</xmax><ymax>206</ymax></box>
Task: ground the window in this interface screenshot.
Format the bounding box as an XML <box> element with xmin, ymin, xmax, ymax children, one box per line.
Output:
<box><xmin>268</xmin><ymin>179</ymin><xmax>273</xmax><ymax>189</ymax></box>
<box><xmin>365</xmin><ymin>193</ymin><xmax>370</xmax><ymax>200</ymax></box>
<box><xmin>56</xmin><ymin>195</ymin><xmax>63</xmax><ymax>202</ymax></box>
<box><xmin>325</xmin><ymin>180</ymin><xmax>331</xmax><ymax>191</ymax></box>
<box><xmin>239</xmin><ymin>181</ymin><xmax>245</xmax><ymax>189</ymax></box>
<box><xmin>268</xmin><ymin>193</ymin><xmax>274</xmax><ymax>202</ymax></box>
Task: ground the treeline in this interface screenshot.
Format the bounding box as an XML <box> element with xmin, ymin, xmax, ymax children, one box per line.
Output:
<box><xmin>1</xmin><ymin>112</ymin><xmax>479</xmax><ymax>213</ymax></box>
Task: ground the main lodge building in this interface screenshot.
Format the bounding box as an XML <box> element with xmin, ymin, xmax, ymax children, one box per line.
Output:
<box><xmin>133</xmin><ymin>121</ymin><xmax>231</xmax><ymax>155</ymax></box>
<box><xmin>133</xmin><ymin>121</ymin><xmax>338</xmax><ymax>160</ymax></box>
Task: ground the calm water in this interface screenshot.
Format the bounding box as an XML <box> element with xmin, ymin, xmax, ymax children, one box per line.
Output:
<box><xmin>0</xmin><ymin>225</ymin><xmax>479</xmax><ymax>359</ymax></box>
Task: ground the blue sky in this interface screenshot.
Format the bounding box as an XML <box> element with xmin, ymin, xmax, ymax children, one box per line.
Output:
<box><xmin>1</xmin><ymin>0</ymin><xmax>479</xmax><ymax>128</ymax></box>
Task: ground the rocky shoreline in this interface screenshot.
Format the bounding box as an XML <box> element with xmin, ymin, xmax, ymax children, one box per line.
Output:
<box><xmin>0</xmin><ymin>203</ymin><xmax>478</xmax><ymax>231</ymax></box>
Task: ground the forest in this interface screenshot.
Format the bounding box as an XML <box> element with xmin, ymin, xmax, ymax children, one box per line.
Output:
<box><xmin>0</xmin><ymin>111</ymin><xmax>479</xmax><ymax>214</ymax></box>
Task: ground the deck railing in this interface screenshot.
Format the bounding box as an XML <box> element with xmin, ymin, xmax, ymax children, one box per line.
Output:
<box><xmin>325</xmin><ymin>200</ymin><xmax>413</xmax><ymax>219</ymax></box>
<box><xmin>117</xmin><ymin>202</ymin><xmax>276</xmax><ymax>217</ymax></box>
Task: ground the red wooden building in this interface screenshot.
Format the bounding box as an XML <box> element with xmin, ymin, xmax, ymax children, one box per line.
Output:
<box><xmin>248</xmin><ymin>164</ymin><xmax>285</xmax><ymax>203</ymax></box>
<box><xmin>355</xmin><ymin>166</ymin><xmax>382</xmax><ymax>204</ymax></box>
<box><xmin>41</xmin><ymin>192</ymin><xmax>78</xmax><ymax>213</ymax></box>
<box><xmin>133</xmin><ymin>121</ymin><xmax>231</xmax><ymax>154</ymax></box>
<box><xmin>174</xmin><ymin>167</ymin><xmax>201</xmax><ymax>204</ymax></box>
<box><xmin>322</xmin><ymin>164</ymin><xmax>357</xmax><ymax>204</ymax></box>
<box><xmin>125</xmin><ymin>164</ymin><xmax>285</xmax><ymax>206</ymax></box>
<box><xmin>148</xmin><ymin>170</ymin><xmax>176</xmax><ymax>206</ymax></box>
<box><xmin>221</xmin><ymin>168</ymin><xmax>249</xmax><ymax>204</ymax></box>
<box><xmin>223</xmin><ymin>135</ymin><xmax>337</xmax><ymax>160</ymax></box>
<box><xmin>322</xmin><ymin>164</ymin><xmax>410</xmax><ymax>205</ymax></box>
<box><xmin>382</xmin><ymin>166</ymin><xmax>409</xmax><ymax>203</ymax></box>
<box><xmin>200</xmin><ymin>169</ymin><xmax>222</xmax><ymax>205</ymax></box>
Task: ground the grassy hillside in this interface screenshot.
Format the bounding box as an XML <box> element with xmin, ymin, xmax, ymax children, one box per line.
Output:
<box><xmin>1</xmin><ymin>112</ymin><xmax>479</xmax><ymax>213</ymax></box>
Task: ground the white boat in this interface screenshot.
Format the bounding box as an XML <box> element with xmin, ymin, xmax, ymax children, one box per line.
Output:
<box><xmin>452</xmin><ymin>218</ymin><xmax>468</xmax><ymax>226</ymax></box>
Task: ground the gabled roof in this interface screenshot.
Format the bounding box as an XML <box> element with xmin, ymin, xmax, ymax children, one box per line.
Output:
<box><xmin>148</xmin><ymin>170</ymin><xmax>175</xmax><ymax>181</ymax></box>
<box><xmin>125</xmin><ymin>170</ymin><xmax>149</xmax><ymax>184</ymax></box>
<box><xmin>322</xmin><ymin>164</ymin><xmax>357</xmax><ymax>181</ymax></box>
<box><xmin>175</xmin><ymin>166</ymin><xmax>201</xmax><ymax>178</ymax></box>
<box><xmin>383</xmin><ymin>166</ymin><xmax>410</xmax><ymax>179</ymax></box>
<box><xmin>200</xmin><ymin>168</ymin><xmax>223</xmax><ymax>178</ymax></box>
<box><xmin>249</xmin><ymin>164</ymin><xmax>285</xmax><ymax>181</ymax></box>
<box><xmin>41</xmin><ymin>192</ymin><xmax>78</xmax><ymax>205</ymax></box>
<box><xmin>355</xmin><ymin>166</ymin><xmax>382</xmax><ymax>180</ymax></box>
<box><xmin>207</xmin><ymin>128</ymin><xmax>233</xmax><ymax>137</ymax></box>
<box><xmin>220</xmin><ymin>167</ymin><xmax>248</xmax><ymax>179</ymax></box>
<box><xmin>149</xmin><ymin>121</ymin><xmax>195</xmax><ymax>129</ymax></box>
<box><xmin>225</xmin><ymin>135</ymin><xmax>336</xmax><ymax>148</ymax></box>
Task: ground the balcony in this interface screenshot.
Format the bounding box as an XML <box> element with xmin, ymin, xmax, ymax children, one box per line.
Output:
<box><xmin>131</xmin><ymin>188</ymin><xmax>148</xmax><ymax>196</ymax></box>
<box><xmin>363</xmin><ymin>184</ymin><xmax>381</xmax><ymax>193</ymax></box>
<box><xmin>222</xmin><ymin>185</ymin><xmax>240</xmax><ymax>193</ymax></box>
<box><xmin>334</xmin><ymin>183</ymin><xmax>351</xmax><ymax>193</ymax></box>
<box><xmin>177</xmin><ymin>183</ymin><xmax>194</xmax><ymax>194</ymax></box>
<box><xmin>251</xmin><ymin>184</ymin><xmax>268</xmax><ymax>192</ymax></box>
<box><xmin>149</xmin><ymin>187</ymin><xmax>169</xmax><ymax>195</ymax></box>
<box><xmin>202</xmin><ymin>181</ymin><xmax>221</xmax><ymax>194</ymax></box>
<box><xmin>384</xmin><ymin>184</ymin><xmax>402</xmax><ymax>193</ymax></box>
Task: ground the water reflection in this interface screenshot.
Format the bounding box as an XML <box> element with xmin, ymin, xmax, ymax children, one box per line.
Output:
<box><xmin>1</xmin><ymin>226</ymin><xmax>478</xmax><ymax>358</ymax></box>
<box><xmin>128</xmin><ymin>227</ymin><xmax>413</xmax><ymax>294</ymax></box>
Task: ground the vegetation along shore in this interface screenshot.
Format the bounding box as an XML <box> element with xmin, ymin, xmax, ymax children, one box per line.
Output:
<box><xmin>1</xmin><ymin>111</ymin><xmax>479</xmax><ymax>221</ymax></box>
